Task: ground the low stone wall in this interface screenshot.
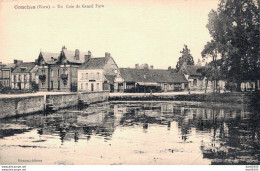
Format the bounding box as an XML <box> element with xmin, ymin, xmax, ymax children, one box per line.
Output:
<box><xmin>79</xmin><ymin>91</ymin><xmax>109</xmax><ymax>104</ymax></box>
<box><xmin>0</xmin><ymin>91</ymin><xmax>110</xmax><ymax>119</ymax></box>
<box><xmin>0</xmin><ymin>95</ymin><xmax>44</xmax><ymax>119</ymax></box>
<box><xmin>46</xmin><ymin>93</ymin><xmax>78</xmax><ymax>110</ymax></box>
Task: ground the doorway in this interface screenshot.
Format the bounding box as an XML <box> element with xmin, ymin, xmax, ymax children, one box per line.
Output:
<box><xmin>18</xmin><ymin>82</ymin><xmax>21</xmax><ymax>90</ymax></box>
<box><xmin>91</xmin><ymin>83</ymin><xmax>94</xmax><ymax>91</ymax></box>
<box><xmin>51</xmin><ymin>81</ymin><xmax>53</xmax><ymax>90</ymax></box>
<box><xmin>58</xmin><ymin>81</ymin><xmax>60</xmax><ymax>90</ymax></box>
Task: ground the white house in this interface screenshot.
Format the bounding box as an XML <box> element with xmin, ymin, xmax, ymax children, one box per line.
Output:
<box><xmin>77</xmin><ymin>52</ymin><xmax>118</xmax><ymax>92</ymax></box>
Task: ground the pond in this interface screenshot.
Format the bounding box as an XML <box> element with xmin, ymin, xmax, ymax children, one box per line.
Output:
<box><xmin>0</xmin><ymin>101</ymin><xmax>259</xmax><ymax>165</ymax></box>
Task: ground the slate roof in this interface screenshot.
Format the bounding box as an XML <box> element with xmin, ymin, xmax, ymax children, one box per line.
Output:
<box><xmin>79</xmin><ymin>57</ymin><xmax>110</xmax><ymax>69</ymax></box>
<box><xmin>119</xmin><ymin>68</ymin><xmax>188</xmax><ymax>83</ymax></box>
<box><xmin>62</xmin><ymin>49</ymin><xmax>88</xmax><ymax>64</ymax></box>
<box><xmin>40</xmin><ymin>52</ymin><xmax>60</xmax><ymax>64</ymax></box>
<box><xmin>104</xmin><ymin>75</ymin><xmax>116</xmax><ymax>84</ymax></box>
<box><xmin>3</xmin><ymin>63</ymin><xmax>16</xmax><ymax>69</ymax></box>
<box><xmin>12</xmin><ymin>62</ymin><xmax>38</xmax><ymax>73</ymax></box>
<box><xmin>181</xmin><ymin>65</ymin><xmax>205</xmax><ymax>76</ymax></box>
<box><xmin>0</xmin><ymin>63</ymin><xmax>5</xmax><ymax>67</ymax></box>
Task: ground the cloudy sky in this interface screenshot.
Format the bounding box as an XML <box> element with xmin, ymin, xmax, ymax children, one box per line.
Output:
<box><xmin>0</xmin><ymin>0</ymin><xmax>219</xmax><ymax>69</ymax></box>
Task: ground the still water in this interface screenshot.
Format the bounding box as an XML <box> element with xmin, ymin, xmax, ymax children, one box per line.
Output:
<box><xmin>0</xmin><ymin>101</ymin><xmax>259</xmax><ymax>165</ymax></box>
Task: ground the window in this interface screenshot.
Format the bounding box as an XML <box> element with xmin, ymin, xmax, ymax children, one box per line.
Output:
<box><xmin>85</xmin><ymin>83</ymin><xmax>88</xmax><ymax>90</ymax></box>
<box><xmin>64</xmin><ymin>69</ymin><xmax>68</xmax><ymax>74</ymax></box>
<box><xmin>21</xmin><ymin>75</ymin><xmax>24</xmax><ymax>82</ymax></box>
<box><xmin>51</xmin><ymin>69</ymin><xmax>54</xmax><ymax>77</ymax></box>
<box><xmin>81</xmin><ymin>83</ymin><xmax>84</xmax><ymax>90</ymax></box>
<box><xmin>194</xmin><ymin>79</ymin><xmax>197</xmax><ymax>86</ymax></box>
<box><xmin>85</xmin><ymin>73</ymin><xmax>88</xmax><ymax>80</ymax></box>
<box><xmin>91</xmin><ymin>73</ymin><xmax>94</xmax><ymax>79</ymax></box>
<box><xmin>97</xmin><ymin>83</ymin><xmax>99</xmax><ymax>91</ymax></box>
<box><xmin>97</xmin><ymin>72</ymin><xmax>100</xmax><ymax>79</ymax></box>
<box><xmin>81</xmin><ymin>73</ymin><xmax>84</xmax><ymax>80</ymax></box>
<box><xmin>41</xmin><ymin>69</ymin><xmax>45</xmax><ymax>74</ymax></box>
<box><xmin>3</xmin><ymin>71</ymin><xmax>9</xmax><ymax>78</ymax></box>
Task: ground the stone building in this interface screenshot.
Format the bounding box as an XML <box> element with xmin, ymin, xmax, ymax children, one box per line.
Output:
<box><xmin>11</xmin><ymin>62</ymin><xmax>38</xmax><ymax>90</ymax></box>
<box><xmin>178</xmin><ymin>63</ymin><xmax>209</xmax><ymax>91</ymax></box>
<box><xmin>36</xmin><ymin>46</ymin><xmax>89</xmax><ymax>92</ymax></box>
<box><xmin>78</xmin><ymin>52</ymin><xmax>118</xmax><ymax>92</ymax></box>
<box><xmin>114</xmin><ymin>66</ymin><xmax>188</xmax><ymax>93</ymax></box>
<box><xmin>0</xmin><ymin>60</ymin><xmax>20</xmax><ymax>88</ymax></box>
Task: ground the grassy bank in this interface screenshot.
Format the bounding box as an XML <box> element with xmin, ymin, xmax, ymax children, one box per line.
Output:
<box><xmin>109</xmin><ymin>92</ymin><xmax>259</xmax><ymax>104</ymax></box>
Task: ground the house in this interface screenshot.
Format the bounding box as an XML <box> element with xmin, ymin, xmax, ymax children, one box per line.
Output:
<box><xmin>178</xmin><ymin>62</ymin><xmax>228</xmax><ymax>92</ymax></box>
<box><xmin>78</xmin><ymin>52</ymin><xmax>118</xmax><ymax>92</ymax></box>
<box><xmin>178</xmin><ymin>63</ymin><xmax>210</xmax><ymax>91</ymax></box>
<box><xmin>241</xmin><ymin>80</ymin><xmax>260</xmax><ymax>91</ymax></box>
<box><xmin>0</xmin><ymin>60</ymin><xmax>20</xmax><ymax>88</ymax></box>
<box><xmin>114</xmin><ymin>66</ymin><xmax>188</xmax><ymax>93</ymax></box>
<box><xmin>11</xmin><ymin>62</ymin><xmax>38</xmax><ymax>90</ymax></box>
<box><xmin>36</xmin><ymin>46</ymin><xmax>89</xmax><ymax>92</ymax></box>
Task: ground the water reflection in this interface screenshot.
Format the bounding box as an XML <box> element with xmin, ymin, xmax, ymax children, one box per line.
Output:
<box><xmin>0</xmin><ymin>101</ymin><xmax>259</xmax><ymax>165</ymax></box>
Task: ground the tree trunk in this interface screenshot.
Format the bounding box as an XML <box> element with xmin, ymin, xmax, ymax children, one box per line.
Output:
<box><xmin>236</xmin><ymin>81</ymin><xmax>242</xmax><ymax>92</ymax></box>
<box><xmin>255</xmin><ymin>79</ymin><xmax>258</xmax><ymax>92</ymax></box>
<box><xmin>205</xmin><ymin>78</ymin><xmax>208</xmax><ymax>93</ymax></box>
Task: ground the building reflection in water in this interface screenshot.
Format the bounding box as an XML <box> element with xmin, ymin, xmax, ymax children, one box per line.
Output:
<box><xmin>0</xmin><ymin>101</ymin><xmax>259</xmax><ymax>164</ymax></box>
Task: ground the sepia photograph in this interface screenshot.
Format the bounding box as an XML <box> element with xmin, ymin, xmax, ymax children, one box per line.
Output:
<box><xmin>0</xmin><ymin>0</ymin><xmax>259</xmax><ymax>169</ymax></box>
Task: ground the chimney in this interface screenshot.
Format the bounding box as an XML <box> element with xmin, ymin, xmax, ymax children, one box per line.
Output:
<box><xmin>143</xmin><ymin>64</ymin><xmax>148</xmax><ymax>70</ymax></box>
<box><xmin>14</xmin><ymin>59</ymin><xmax>23</xmax><ymax>65</ymax></box>
<box><xmin>168</xmin><ymin>66</ymin><xmax>171</xmax><ymax>70</ymax></box>
<box><xmin>84</xmin><ymin>51</ymin><xmax>92</xmax><ymax>63</ymax></box>
<box><xmin>197</xmin><ymin>59</ymin><xmax>202</xmax><ymax>66</ymax></box>
<box><xmin>135</xmin><ymin>64</ymin><xmax>139</xmax><ymax>69</ymax></box>
<box><xmin>75</xmin><ymin>49</ymin><xmax>80</xmax><ymax>60</ymax></box>
<box><xmin>105</xmin><ymin>52</ymin><xmax>110</xmax><ymax>58</ymax></box>
<box><xmin>150</xmin><ymin>65</ymin><xmax>154</xmax><ymax>69</ymax></box>
<box><xmin>62</xmin><ymin>45</ymin><xmax>67</xmax><ymax>50</ymax></box>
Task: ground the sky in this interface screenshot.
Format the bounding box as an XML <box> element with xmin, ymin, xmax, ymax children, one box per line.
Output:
<box><xmin>0</xmin><ymin>0</ymin><xmax>219</xmax><ymax>69</ymax></box>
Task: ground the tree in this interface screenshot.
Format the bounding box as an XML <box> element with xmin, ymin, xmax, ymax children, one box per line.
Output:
<box><xmin>197</xmin><ymin>66</ymin><xmax>212</xmax><ymax>93</ymax></box>
<box><xmin>201</xmin><ymin>41</ymin><xmax>222</xmax><ymax>93</ymax></box>
<box><xmin>176</xmin><ymin>45</ymin><xmax>195</xmax><ymax>72</ymax></box>
<box><xmin>205</xmin><ymin>0</ymin><xmax>259</xmax><ymax>91</ymax></box>
<box><xmin>31</xmin><ymin>81</ymin><xmax>38</xmax><ymax>92</ymax></box>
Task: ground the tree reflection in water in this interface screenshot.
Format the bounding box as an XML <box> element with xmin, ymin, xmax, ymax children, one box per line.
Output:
<box><xmin>0</xmin><ymin>101</ymin><xmax>259</xmax><ymax>164</ymax></box>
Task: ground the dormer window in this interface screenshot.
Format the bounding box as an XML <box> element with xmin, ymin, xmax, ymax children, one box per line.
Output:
<box><xmin>21</xmin><ymin>67</ymin><xmax>27</xmax><ymax>72</ymax></box>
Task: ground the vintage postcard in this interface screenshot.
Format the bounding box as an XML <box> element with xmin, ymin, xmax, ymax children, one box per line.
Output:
<box><xmin>0</xmin><ymin>0</ymin><xmax>259</xmax><ymax>169</ymax></box>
